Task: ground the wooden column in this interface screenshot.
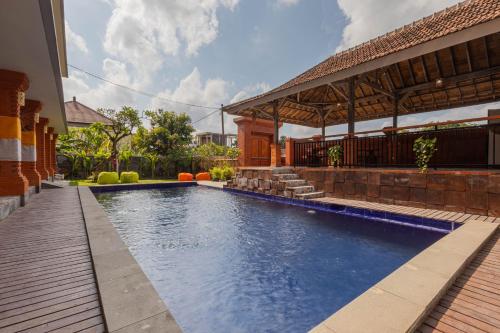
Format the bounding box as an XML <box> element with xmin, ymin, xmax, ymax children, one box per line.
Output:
<box><xmin>271</xmin><ymin>102</ymin><xmax>281</xmax><ymax>167</ymax></box>
<box><xmin>273</xmin><ymin>103</ymin><xmax>279</xmax><ymax>146</ymax></box>
<box><xmin>36</xmin><ymin>117</ymin><xmax>50</xmax><ymax>180</ymax></box>
<box><xmin>51</xmin><ymin>133</ymin><xmax>58</xmax><ymax>177</ymax></box>
<box><xmin>393</xmin><ymin>93</ymin><xmax>399</xmax><ymax>128</ymax></box>
<box><xmin>347</xmin><ymin>78</ymin><xmax>355</xmax><ymax>135</ymax></box>
<box><xmin>320</xmin><ymin>109</ymin><xmax>326</xmax><ymax>139</ymax></box>
<box><xmin>20</xmin><ymin>100</ymin><xmax>42</xmax><ymax>191</ymax></box>
<box><xmin>0</xmin><ymin>70</ymin><xmax>30</xmax><ymax>198</ymax></box>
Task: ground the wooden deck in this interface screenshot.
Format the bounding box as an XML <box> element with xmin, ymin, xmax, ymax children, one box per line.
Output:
<box><xmin>417</xmin><ymin>230</ymin><xmax>500</xmax><ymax>333</ymax></box>
<box><xmin>0</xmin><ymin>187</ymin><xmax>105</xmax><ymax>332</ymax></box>
<box><xmin>314</xmin><ymin>197</ymin><xmax>500</xmax><ymax>224</ymax></box>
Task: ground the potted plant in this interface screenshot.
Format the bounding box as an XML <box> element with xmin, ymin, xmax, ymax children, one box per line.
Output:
<box><xmin>413</xmin><ymin>137</ymin><xmax>437</xmax><ymax>173</ymax></box>
<box><xmin>327</xmin><ymin>145</ymin><xmax>343</xmax><ymax>168</ymax></box>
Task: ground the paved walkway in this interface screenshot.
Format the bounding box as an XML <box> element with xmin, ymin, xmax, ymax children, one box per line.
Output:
<box><xmin>0</xmin><ymin>187</ymin><xmax>105</xmax><ymax>332</ymax></box>
<box><xmin>314</xmin><ymin>197</ymin><xmax>500</xmax><ymax>224</ymax></box>
<box><xmin>418</xmin><ymin>230</ymin><xmax>500</xmax><ymax>333</ymax></box>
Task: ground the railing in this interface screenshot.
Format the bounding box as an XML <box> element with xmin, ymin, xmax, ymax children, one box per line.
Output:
<box><xmin>293</xmin><ymin>122</ymin><xmax>500</xmax><ymax>169</ymax></box>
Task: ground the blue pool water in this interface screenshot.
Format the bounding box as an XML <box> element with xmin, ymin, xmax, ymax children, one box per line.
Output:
<box><xmin>95</xmin><ymin>187</ymin><xmax>442</xmax><ymax>333</ymax></box>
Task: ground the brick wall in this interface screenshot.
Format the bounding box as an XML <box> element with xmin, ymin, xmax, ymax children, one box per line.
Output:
<box><xmin>295</xmin><ymin>168</ymin><xmax>500</xmax><ymax>217</ymax></box>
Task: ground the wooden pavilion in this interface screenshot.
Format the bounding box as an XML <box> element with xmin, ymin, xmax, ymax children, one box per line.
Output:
<box><xmin>223</xmin><ymin>0</ymin><xmax>500</xmax><ymax>168</ymax></box>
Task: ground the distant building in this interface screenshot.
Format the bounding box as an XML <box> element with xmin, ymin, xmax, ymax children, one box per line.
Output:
<box><xmin>194</xmin><ymin>132</ymin><xmax>237</xmax><ymax>147</ymax></box>
<box><xmin>64</xmin><ymin>97</ymin><xmax>112</xmax><ymax>128</ymax></box>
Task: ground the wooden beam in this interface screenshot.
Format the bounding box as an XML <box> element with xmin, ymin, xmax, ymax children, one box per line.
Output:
<box><xmin>483</xmin><ymin>36</ymin><xmax>490</xmax><ymax>68</ymax></box>
<box><xmin>360</xmin><ymin>78</ymin><xmax>394</xmax><ymax>98</ymax></box>
<box><xmin>329</xmin><ymin>83</ymin><xmax>349</xmax><ymax>101</ymax></box>
<box><xmin>420</xmin><ymin>56</ymin><xmax>429</xmax><ymax>82</ymax></box>
<box><xmin>449</xmin><ymin>47</ymin><xmax>457</xmax><ymax>76</ymax></box>
<box><xmin>407</xmin><ymin>60</ymin><xmax>416</xmax><ymax>85</ymax></box>
<box><xmin>465</xmin><ymin>42</ymin><xmax>473</xmax><ymax>72</ymax></box>
<box><xmin>433</xmin><ymin>52</ymin><xmax>442</xmax><ymax>78</ymax></box>
<box><xmin>397</xmin><ymin>65</ymin><xmax>500</xmax><ymax>94</ymax></box>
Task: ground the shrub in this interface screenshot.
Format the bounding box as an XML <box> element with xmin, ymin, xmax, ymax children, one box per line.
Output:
<box><xmin>413</xmin><ymin>137</ymin><xmax>437</xmax><ymax>173</ymax></box>
<box><xmin>210</xmin><ymin>166</ymin><xmax>233</xmax><ymax>181</ymax></box>
<box><xmin>222</xmin><ymin>166</ymin><xmax>234</xmax><ymax>180</ymax></box>
<box><xmin>120</xmin><ymin>171</ymin><xmax>139</xmax><ymax>183</ymax></box>
<box><xmin>97</xmin><ymin>172</ymin><xmax>119</xmax><ymax>185</ymax></box>
<box><xmin>327</xmin><ymin>145</ymin><xmax>343</xmax><ymax>167</ymax></box>
<box><xmin>210</xmin><ymin>167</ymin><xmax>223</xmax><ymax>181</ymax></box>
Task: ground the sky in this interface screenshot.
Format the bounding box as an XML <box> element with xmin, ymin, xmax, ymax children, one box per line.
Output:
<box><xmin>63</xmin><ymin>0</ymin><xmax>500</xmax><ymax>138</ymax></box>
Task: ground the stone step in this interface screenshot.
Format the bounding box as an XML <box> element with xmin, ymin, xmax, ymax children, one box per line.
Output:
<box><xmin>281</xmin><ymin>179</ymin><xmax>309</xmax><ymax>187</ymax></box>
<box><xmin>285</xmin><ymin>185</ymin><xmax>315</xmax><ymax>194</ymax></box>
<box><xmin>295</xmin><ymin>191</ymin><xmax>325</xmax><ymax>200</ymax></box>
<box><xmin>273</xmin><ymin>173</ymin><xmax>299</xmax><ymax>181</ymax></box>
<box><xmin>271</xmin><ymin>167</ymin><xmax>294</xmax><ymax>175</ymax></box>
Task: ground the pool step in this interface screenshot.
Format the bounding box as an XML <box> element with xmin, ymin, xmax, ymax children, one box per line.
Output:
<box><xmin>273</xmin><ymin>173</ymin><xmax>300</xmax><ymax>181</ymax></box>
<box><xmin>281</xmin><ymin>179</ymin><xmax>309</xmax><ymax>187</ymax></box>
<box><xmin>295</xmin><ymin>191</ymin><xmax>325</xmax><ymax>200</ymax></box>
<box><xmin>271</xmin><ymin>167</ymin><xmax>294</xmax><ymax>175</ymax></box>
<box><xmin>286</xmin><ymin>185</ymin><xmax>315</xmax><ymax>194</ymax></box>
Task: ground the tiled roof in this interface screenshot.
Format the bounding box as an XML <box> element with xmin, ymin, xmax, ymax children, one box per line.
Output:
<box><xmin>226</xmin><ymin>0</ymin><xmax>500</xmax><ymax>109</ymax></box>
<box><xmin>64</xmin><ymin>98</ymin><xmax>112</xmax><ymax>126</ymax></box>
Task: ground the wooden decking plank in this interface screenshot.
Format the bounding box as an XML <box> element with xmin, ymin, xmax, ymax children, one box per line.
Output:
<box><xmin>434</xmin><ymin>305</ymin><xmax>499</xmax><ymax>333</ymax></box>
<box><xmin>0</xmin><ymin>187</ymin><xmax>104</xmax><ymax>332</ymax></box>
<box><xmin>419</xmin><ymin>231</ymin><xmax>500</xmax><ymax>333</ymax></box>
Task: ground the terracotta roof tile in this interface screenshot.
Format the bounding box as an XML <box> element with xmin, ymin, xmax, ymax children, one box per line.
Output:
<box><xmin>64</xmin><ymin>99</ymin><xmax>112</xmax><ymax>126</ymax></box>
<box><xmin>226</xmin><ymin>0</ymin><xmax>500</xmax><ymax>109</ymax></box>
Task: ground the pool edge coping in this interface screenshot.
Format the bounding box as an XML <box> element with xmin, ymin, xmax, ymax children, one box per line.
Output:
<box><xmin>309</xmin><ymin>220</ymin><xmax>498</xmax><ymax>333</ymax></box>
<box><xmin>78</xmin><ymin>186</ymin><xmax>183</xmax><ymax>333</ymax></box>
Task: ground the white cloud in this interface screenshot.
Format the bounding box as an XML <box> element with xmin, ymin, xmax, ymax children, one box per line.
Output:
<box><xmin>103</xmin><ymin>0</ymin><xmax>239</xmax><ymax>86</ymax></box>
<box><xmin>65</xmin><ymin>21</ymin><xmax>89</xmax><ymax>54</ymax></box>
<box><xmin>230</xmin><ymin>82</ymin><xmax>271</xmax><ymax>103</ymax></box>
<box><xmin>275</xmin><ymin>0</ymin><xmax>300</xmax><ymax>7</ymax></box>
<box><xmin>63</xmin><ymin>58</ymin><xmax>136</xmax><ymax>110</ymax></box>
<box><xmin>151</xmin><ymin>67</ymin><xmax>234</xmax><ymax>133</ymax></box>
<box><xmin>336</xmin><ymin>0</ymin><xmax>461</xmax><ymax>51</ymax></box>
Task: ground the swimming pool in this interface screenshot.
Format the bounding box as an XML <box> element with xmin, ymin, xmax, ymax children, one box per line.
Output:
<box><xmin>95</xmin><ymin>186</ymin><xmax>442</xmax><ymax>333</ymax></box>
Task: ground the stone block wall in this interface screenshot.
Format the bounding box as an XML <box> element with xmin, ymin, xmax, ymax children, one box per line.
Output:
<box><xmin>295</xmin><ymin>168</ymin><xmax>500</xmax><ymax>217</ymax></box>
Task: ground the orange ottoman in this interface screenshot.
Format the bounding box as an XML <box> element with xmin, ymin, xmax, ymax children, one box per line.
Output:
<box><xmin>195</xmin><ymin>172</ymin><xmax>211</xmax><ymax>181</ymax></box>
<box><xmin>178</xmin><ymin>173</ymin><xmax>194</xmax><ymax>181</ymax></box>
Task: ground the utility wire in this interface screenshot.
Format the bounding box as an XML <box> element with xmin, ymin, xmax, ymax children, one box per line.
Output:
<box><xmin>68</xmin><ymin>64</ymin><xmax>220</xmax><ymax>110</ymax></box>
<box><xmin>192</xmin><ymin>109</ymin><xmax>221</xmax><ymax>124</ymax></box>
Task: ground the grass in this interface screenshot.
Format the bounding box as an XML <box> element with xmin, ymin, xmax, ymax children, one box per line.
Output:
<box><xmin>69</xmin><ymin>179</ymin><xmax>177</xmax><ymax>186</ymax></box>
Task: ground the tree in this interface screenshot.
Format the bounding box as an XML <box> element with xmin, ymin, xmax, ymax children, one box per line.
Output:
<box><xmin>98</xmin><ymin>106</ymin><xmax>141</xmax><ymax>172</ymax></box>
<box><xmin>141</xmin><ymin>110</ymin><xmax>194</xmax><ymax>157</ymax></box>
<box><xmin>57</xmin><ymin>123</ymin><xmax>110</xmax><ymax>178</ymax></box>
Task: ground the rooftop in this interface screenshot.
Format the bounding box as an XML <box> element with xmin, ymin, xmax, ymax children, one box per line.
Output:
<box><xmin>64</xmin><ymin>97</ymin><xmax>113</xmax><ymax>127</ymax></box>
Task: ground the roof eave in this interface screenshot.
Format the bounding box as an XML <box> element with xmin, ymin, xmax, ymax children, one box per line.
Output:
<box><xmin>223</xmin><ymin>17</ymin><xmax>500</xmax><ymax>117</ymax></box>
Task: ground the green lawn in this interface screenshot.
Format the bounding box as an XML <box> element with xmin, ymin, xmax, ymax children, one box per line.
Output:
<box><xmin>69</xmin><ymin>179</ymin><xmax>178</xmax><ymax>186</ymax></box>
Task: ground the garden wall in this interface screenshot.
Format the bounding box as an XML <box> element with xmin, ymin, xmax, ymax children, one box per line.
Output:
<box><xmin>295</xmin><ymin>168</ymin><xmax>500</xmax><ymax>217</ymax></box>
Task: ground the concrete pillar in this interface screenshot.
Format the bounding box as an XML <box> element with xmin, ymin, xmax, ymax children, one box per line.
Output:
<box><xmin>46</xmin><ymin>127</ymin><xmax>55</xmax><ymax>179</ymax></box>
<box><xmin>0</xmin><ymin>69</ymin><xmax>30</xmax><ymax>198</ymax></box>
<box><xmin>20</xmin><ymin>100</ymin><xmax>42</xmax><ymax>191</ymax></box>
<box><xmin>51</xmin><ymin>133</ymin><xmax>58</xmax><ymax>177</ymax></box>
<box><xmin>270</xmin><ymin>143</ymin><xmax>281</xmax><ymax>167</ymax></box>
<box><xmin>285</xmin><ymin>137</ymin><xmax>295</xmax><ymax>166</ymax></box>
<box><xmin>36</xmin><ymin>117</ymin><xmax>49</xmax><ymax>180</ymax></box>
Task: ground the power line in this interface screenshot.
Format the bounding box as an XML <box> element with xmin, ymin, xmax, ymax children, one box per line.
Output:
<box><xmin>192</xmin><ymin>109</ymin><xmax>220</xmax><ymax>124</ymax></box>
<box><xmin>68</xmin><ymin>64</ymin><xmax>220</xmax><ymax>110</ymax></box>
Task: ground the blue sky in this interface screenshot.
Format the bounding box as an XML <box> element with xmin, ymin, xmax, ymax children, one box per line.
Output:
<box><xmin>63</xmin><ymin>0</ymin><xmax>500</xmax><ymax>137</ymax></box>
